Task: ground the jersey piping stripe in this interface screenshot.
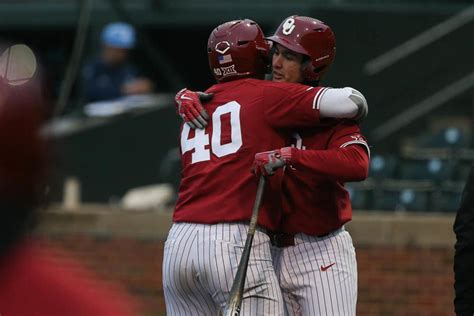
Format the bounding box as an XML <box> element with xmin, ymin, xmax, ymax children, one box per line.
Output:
<box><xmin>316</xmin><ymin>87</ymin><xmax>330</xmax><ymax>110</ymax></box>
<box><xmin>312</xmin><ymin>87</ymin><xmax>328</xmax><ymax>109</ymax></box>
<box><xmin>339</xmin><ymin>140</ymin><xmax>371</xmax><ymax>158</ymax></box>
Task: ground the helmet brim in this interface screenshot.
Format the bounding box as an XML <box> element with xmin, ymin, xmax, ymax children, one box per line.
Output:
<box><xmin>265</xmin><ymin>35</ymin><xmax>309</xmax><ymax>57</ymax></box>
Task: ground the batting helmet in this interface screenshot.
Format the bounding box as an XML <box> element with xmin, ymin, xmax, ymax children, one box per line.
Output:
<box><xmin>208</xmin><ymin>19</ymin><xmax>271</xmax><ymax>83</ymax></box>
<box><xmin>267</xmin><ymin>16</ymin><xmax>336</xmax><ymax>82</ymax></box>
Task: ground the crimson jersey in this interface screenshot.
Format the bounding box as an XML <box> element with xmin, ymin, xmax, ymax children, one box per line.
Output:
<box><xmin>174</xmin><ymin>78</ymin><xmax>326</xmax><ymax>230</ymax></box>
<box><xmin>281</xmin><ymin>121</ymin><xmax>370</xmax><ymax>236</ymax></box>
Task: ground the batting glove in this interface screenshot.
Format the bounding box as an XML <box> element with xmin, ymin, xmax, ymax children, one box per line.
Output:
<box><xmin>175</xmin><ymin>88</ymin><xmax>213</xmax><ymax>129</ymax></box>
<box><xmin>252</xmin><ymin>147</ymin><xmax>293</xmax><ymax>177</ymax></box>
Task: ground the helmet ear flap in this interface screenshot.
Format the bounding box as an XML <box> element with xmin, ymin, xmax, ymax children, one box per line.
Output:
<box><xmin>302</xmin><ymin>62</ymin><xmax>319</xmax><ymax>82</ymax></box>
<box><xmin>312</xmin><ymin>64</ymin><xmax>328</xmax><ymax>80</ymax></box>
<box><xmin>259</xmin><ymin>47</ymin><xmax>272</xmax><ymax>74</ymax></box>
<box><xmin>313</xmin><ymin>65</ymin><xmax>326</xmax><ymax>74</ymax></box>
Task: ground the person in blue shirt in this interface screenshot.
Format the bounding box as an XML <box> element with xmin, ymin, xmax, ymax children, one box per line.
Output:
<box><xmin>82</xmin><ymin>22</ymin><xmax>153</xmax><ymax>103</ymax></box>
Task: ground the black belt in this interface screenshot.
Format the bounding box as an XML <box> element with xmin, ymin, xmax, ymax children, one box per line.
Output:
<box><xmin>264</xmin><ymin>231</ymin><xmax>330</xmax><ymax>248</ymax></box>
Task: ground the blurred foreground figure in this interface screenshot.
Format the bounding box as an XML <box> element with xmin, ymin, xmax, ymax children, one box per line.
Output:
<box><xmin>0</xmin><ymin>77</ymin><xmax>137</xmax><ymax>315</ymax></box>
<box><xmin>454</xmin><ymin>165</ymin><xmax>474</xmax><ymax>316</ymax></box>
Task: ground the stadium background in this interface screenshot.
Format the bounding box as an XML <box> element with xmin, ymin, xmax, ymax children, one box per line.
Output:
<box><xmin>2</xmin><ymin>0</ymin><xmax>473</xmax><ymax>315</ymax></box>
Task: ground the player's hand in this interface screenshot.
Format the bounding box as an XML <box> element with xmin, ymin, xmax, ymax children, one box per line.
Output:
<box><xmin>252</xmin><ymin>148</ymin><xmax>293</xmax><ymax>176</ymax></box>
<box><xmin>175</xmin><ymin>88</ymin><xmax>212</xmax><ymax>129</ymax></box>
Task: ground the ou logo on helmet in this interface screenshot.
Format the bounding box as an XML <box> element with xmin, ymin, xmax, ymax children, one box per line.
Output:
<box><xmin>282</xmin><ymin>18</ymin><xmax>296</xmax><ymax>35</ymax></box>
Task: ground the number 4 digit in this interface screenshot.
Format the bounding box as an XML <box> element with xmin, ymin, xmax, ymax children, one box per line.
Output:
<box><xmin>181</xmin><ymin>123</ymin><xmax>210</xmax><ymax>163</ymax></box>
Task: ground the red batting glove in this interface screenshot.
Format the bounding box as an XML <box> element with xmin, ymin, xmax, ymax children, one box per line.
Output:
<box><xmin>175</xmin><ymin>88</ymin><xmax>212</xmax><ymax>129</ymax></box>
<box><xmin>253</xmin><ymin>148</ymin><xmax>293</xmax><ymax>177</ymax></box>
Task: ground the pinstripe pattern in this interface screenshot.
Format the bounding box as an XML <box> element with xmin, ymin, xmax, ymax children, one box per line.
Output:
<box><xmin>163</xmin><ymin>222</ymin><xmax>285</xmax><ymax>315</ymax></box>
<box><xmin>274</xmin><ymin>228</ymin><xmax>357</xmax><ymax>316</ymax></box>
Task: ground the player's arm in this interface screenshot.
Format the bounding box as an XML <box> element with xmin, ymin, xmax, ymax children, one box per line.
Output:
<box><xmin>253</xmin><ymin>145</ymin><xmax>369</xmax><ymax>181</ymax></box>
<box><xmin>282</xmin><ymin>145</ymin><xmax>369</xmax><ymax>182</ymax></box>
<box><xmin>263</xmin><ymin>84</ymin><xmax>368</xmax><ymax>129</ymax></box>
<box><xmin>287</xmin><ymin>123</ymin><xmax>370</xmax><ymax>181</ymax></box>
<box><xmin>174</xmin><ymin>85</ymin><xmax>368</xmax><ymax>129</ymax></box>
<box><xmin>319</xmin><ymin>87</ymin><xmax>368</xmax><ymax>121</ymax></box>
<box><xmin>253</xmin><ymin>123</ymin><xmax>370</xmax><ymax>181</ymax></box>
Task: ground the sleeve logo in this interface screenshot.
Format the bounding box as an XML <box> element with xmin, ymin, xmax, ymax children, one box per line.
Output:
<box><xmin>350</xmin><ymin>135</ymin><xmax>364</xmax><ymax>141</ymax></box>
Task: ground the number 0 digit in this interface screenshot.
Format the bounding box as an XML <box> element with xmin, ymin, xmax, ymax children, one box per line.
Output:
<box><xmin>212</xmin><ymin>101</ymin><xmax>242</xmax><ymax>157</ymax></box>
<box><xmin>181</xmin><ymin>123</ymin><xmax>210</xmax><ymax>163</ymax></box>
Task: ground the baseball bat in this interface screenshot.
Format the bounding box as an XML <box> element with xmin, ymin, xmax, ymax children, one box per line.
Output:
<box><xmin>223</xmin><ymin>175</ymin><xmax>266</xmax><ymax>316</ymax></box>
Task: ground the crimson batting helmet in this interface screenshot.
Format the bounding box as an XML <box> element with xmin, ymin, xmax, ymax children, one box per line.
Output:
<box><xmin>267</xmin><ymin>15</ymin><xmax>336</xmax><ymax>82</ymax></box>
<box><xmin>208</xmin><ymin>19</ymin><xmax>271</xmax><ymax>83</ymax></box>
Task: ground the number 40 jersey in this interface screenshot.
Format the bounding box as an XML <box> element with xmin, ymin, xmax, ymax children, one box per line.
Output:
<box><xmin>173</xmin><ymin>78</ymin><xmax>326</xmax><ymax>231</ymax></box>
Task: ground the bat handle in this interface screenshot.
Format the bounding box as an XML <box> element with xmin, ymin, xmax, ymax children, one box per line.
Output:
<box><xmin>223</xmin><ymin>175</ymin><xmax>266</xmax><ymax>316</ymax></box>
<box><xmin>248</xmin><ymin>175</ymin><xmax>266</xmax><ymax>235</ymax></box>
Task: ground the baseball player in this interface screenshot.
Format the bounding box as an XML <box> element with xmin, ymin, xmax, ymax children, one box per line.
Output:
<box><xmin>163</xmin><ymin>19</ymin><xmax>366</xmax><ymax>316</ymax></box>
<box><xmin>253</xmin><ymin>16</ymin><xmax>370</xmax><ymax>316</ymax></box>
<box><xmin>182</xmin><ymin>16</ymin><xmax>369</xmax><ymax>316</ymax></box>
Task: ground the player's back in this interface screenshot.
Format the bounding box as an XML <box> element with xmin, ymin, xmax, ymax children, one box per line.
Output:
<box><xmin>174</xmin><ymin>78</ymin><xmax>288</xmax><ymax>230</ymax></box>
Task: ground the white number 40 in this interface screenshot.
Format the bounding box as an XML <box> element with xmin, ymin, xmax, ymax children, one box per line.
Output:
<box><xmin>181</xmin><ymin>101</ymin><xmax>243</xmax><ymax>164</ymax></box>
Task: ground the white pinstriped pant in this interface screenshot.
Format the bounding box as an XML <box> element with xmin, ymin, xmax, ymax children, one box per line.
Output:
<box><xmin>272</xmin><ymin>227</ymin><xmax>357</xmax><ymax>316</ymax></box>
<box><xmin>163</xmin><ymin>222</ymin><xmax>285</xmax><ymax>315</ymax></box>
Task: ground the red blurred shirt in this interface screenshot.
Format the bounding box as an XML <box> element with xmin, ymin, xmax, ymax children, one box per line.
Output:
<box><xmin>280</xmin><ymin>121</ymin><xmax>370</xmax><ymax>236</ymax></box>
<box><xmin>0</xmin><ymin>242</ymin><xmax>138</xmax><ymax>316</ymax></box>
<box><xmin>174</xmin><ymin>78</ymin><xmax>326</xmax><ymax>230</ymax></box>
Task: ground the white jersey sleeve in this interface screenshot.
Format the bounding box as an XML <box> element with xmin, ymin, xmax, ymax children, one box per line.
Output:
<box><xmin>318</xmin><ymin>87</ymin><xmax>368</xmax><ymax>121</ymax></box>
